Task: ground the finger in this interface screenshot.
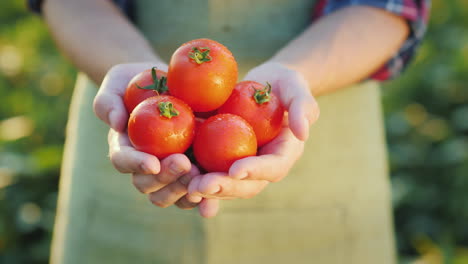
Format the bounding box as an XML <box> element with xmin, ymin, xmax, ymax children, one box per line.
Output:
<box><xmin>186</xmin><ymin>176</ymin><xmax>203</xmax><ymax>203</ymax></box>
<box><xmin>93</xmin><ymin>63</ymin><xmax>167</xmax><ymax>132</ymax></box>
<box><xmin>175</xmin><ymin>195</ymin><xmax>199</xmax><ymax>210</ymax></box>
<box><xmin>276</xmin><ymin>77</ymin><xmax>319</xmax><ymax>141</ymax></box>
<box><xmin>155</xmin><ymin>154</ymin><xmax>192</xmax><ymax>185</ymax></box>
<box><xmin>229</xmin><ymin>128</ymin><xmax>304</xmax><ymax>182</ymax></box>
<box><xmin>288</xmin><ymin>95</ymin><xmax>319</xmax><ymax>141</ymax></box>
<box><xmin>108</xmin><ymin>129</ymin><xmax>160</xmax><ymax>174</ymax></box>
<box><xmin>148</xmin><ymin>179</ymin><xmax>188</xmax><ymax>208</ymax></box>
<box><xmin>133</xmin><ymin>161</ymin><xmax>198</xmax><ymax>194</ymax></box>
<box><xmin>198</xmin><ymin>199</ymin><xmax>220</xmax><ymax>218</ymax></box>
<box><xmin>188</xmin><ymin>173</ymin><xmax>269</xmax><ymax>199</ymax></box>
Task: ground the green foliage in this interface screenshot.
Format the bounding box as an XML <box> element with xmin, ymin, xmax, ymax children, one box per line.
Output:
<box><xmin>0</xmin><ymin>0</ymin><xmax>467</xmax><ymax>263</ymax></box>
<box><xmin>0</xmin><ymin>1</ymin><xmax>75</xmax><ymax>263</ymax></box>
<box><xmin>382</xmin><ymin>0</ymin><xmax>468</xmax><ymax>262</ymax></box>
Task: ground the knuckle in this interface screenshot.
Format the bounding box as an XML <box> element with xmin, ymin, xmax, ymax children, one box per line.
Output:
<box><xmin>92</xmin><ymin>96</ymin><xmax>107</xmax><ymax>120</ymax></box>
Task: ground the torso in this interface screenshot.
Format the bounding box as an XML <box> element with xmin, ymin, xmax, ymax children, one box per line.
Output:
<box><xmin>51</xmin><ymin>1</ymin><xmax>396</xmax><ymax>263</ymax></box>
<box><xmin>135</xmin><ymin>0</ymin><xmax>314</xmax><ymax>75</ymax></box>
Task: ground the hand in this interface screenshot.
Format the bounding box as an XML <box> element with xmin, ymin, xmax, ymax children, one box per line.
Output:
<box><xmin>187</xmin><ymin>62</ymin><xmax>320</xmax><ymax>215</ymax></box>
<box><xmin>94</xmin><ymin>63</ymin><xmax>217</xmax><ymax>217</ymax></box>
<box><xmin>108</xmin><ymin>128</ymin><xmax>200</xmax><ymax>209</ymax></box>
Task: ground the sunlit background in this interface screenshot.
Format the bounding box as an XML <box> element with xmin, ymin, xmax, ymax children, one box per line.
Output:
<box><xmin>0</xmin><ymin>0</ymin><xmax>467</xmax><ymax>263</ymax></box>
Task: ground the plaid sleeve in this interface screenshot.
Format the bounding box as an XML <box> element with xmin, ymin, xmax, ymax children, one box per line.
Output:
<box><xmin>313</xmin><ymin>0</ymin><xmax>431</xmax><ymax>81</ymax></box>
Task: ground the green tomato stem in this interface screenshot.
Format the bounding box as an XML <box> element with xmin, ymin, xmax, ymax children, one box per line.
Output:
<box><xmin>158</xmin><ymin>101</ymin><xmax>179</xmax><ymax>118</ymax></box>
<box><xmin>188</xmin><ymin>47</ymin><xmax>212</xmax><ymax>64</ymax></box>
<box><xmin>253</xmin><ymin>82</ymin><xmax>272</xmax><ymax>104</ymax></box>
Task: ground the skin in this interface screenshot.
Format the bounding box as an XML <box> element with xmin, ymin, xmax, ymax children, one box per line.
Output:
<box><xmin>44</xmin><ymin>0</ymin><xmax>409</xmax><ymax>217</ymax></box>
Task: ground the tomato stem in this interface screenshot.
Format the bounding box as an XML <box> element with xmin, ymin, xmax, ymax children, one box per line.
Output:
<box><xmin>158</xmin><ymin>101</ymin><xmax>179</xmax><ymax>118</ymax></box>
<box><xmin>253</xmin><ymin>82</ymin><xmax>272</xmax><ymax>104</ymax></box>
<box><xmin>136</xmin><ymin>67</ymin><xmax>168</xmax><ymax>94</ymax></box>
<box><xmin>189</xmin><ymin>47</ymin><xmax>212</xmax><ymax>64</ymax></box>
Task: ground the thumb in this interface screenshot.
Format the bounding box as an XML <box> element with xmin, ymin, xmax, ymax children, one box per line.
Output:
<box><xmin>93</xmin><ymin>80</ymin><xmax>128</xmax><ymax>132</ymax></box>
<box><xmin>93</xmin><ymin>63</ymin><xmax>165</xmax><ymax>132</ymax></box>
<box><xmin>275</xmin><ymin>75</ymin><xmax>320</xmax><ymax>141</ymax></box>
<box><xmin>287</xmin><ymin>94</ymin><xmax>320</xmax><ymax>141</ymax></box>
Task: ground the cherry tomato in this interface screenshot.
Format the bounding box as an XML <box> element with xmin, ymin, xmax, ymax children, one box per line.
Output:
<box><xmin>218</xmin><ymin>81</ymin><xmax>284</xmax><ymax>146</ymax></box>
<box><xmin>124</xmin><ymin>67</ymin><xmax>168</xmax><ymax>114</ymax></box>
<box><xmin>193</xmin><ymin>114</ymin><xmax>257</xmax><ymax>172</ymax></box>
<box><xmin>167</xmin><ymin>39</ymin><xmax>238</xmax><ymax>112</ymax></box>
<box><xmin>128</xmin><ymin>95</ymin><xmax>195</xmax><ymax>159</ymax></box>
<box><xmin>195</xmin><ymin>117</ymin><xmax>206</xmax><ymax>131</ymax></box>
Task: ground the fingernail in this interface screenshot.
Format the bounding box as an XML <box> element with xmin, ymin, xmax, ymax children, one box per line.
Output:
<box><xmin>188</xmin><ymin>195</ymin><xmax>202</xmax><ymax>203</ymax></box>
<box><xmin>232</xmin><ymin>171</ymin><xmax>248</xmax><ymax>179</ymax></box>
<box><xmin>208</xmin><ymin>185</ymin><xmax>221</xmax><ymax>195</ymax></box>
<box><xmin>169</xmin><ymin>163</ymin><xmax>184</xmax><ymax>176</ymax></box>
<box><xmin>141</xmin><ymin>163</ymin><xmax>159</xmax><ymax>174</ymax></box>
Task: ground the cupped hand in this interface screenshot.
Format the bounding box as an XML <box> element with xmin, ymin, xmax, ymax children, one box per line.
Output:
<box><xmin>94</xmin><ymin>63</ymin><xmax>216</xmax><ymax>217</ymax></box>
<box><xmin>188</xmin><ymin>62</ymin><xmax>320</xmax><ymax>215</ymax></box>
<box><xmin>93</xmin><ymin>62</ymin><xmax>168</xmax><ymax>132</ymax></box>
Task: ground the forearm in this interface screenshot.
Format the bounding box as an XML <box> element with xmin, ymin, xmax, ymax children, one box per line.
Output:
<box><xmin>43</xmin><ymin>0</ymin><xmax>161</xmax><ymax>84</ymax></box>
<box><xmin>272</xmin><ymin>6</ymin><xmax>409</xmax><ymax>96</ymax></box>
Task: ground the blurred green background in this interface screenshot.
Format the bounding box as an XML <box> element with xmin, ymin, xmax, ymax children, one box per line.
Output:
<box><xmin>0</xmin><ymin>0</ymin><xmax>467</xmax><ymax>263</ymax></box>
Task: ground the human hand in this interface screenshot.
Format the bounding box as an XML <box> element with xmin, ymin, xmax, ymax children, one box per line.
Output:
<box><xmin>187</xmin><ymin>62</ymin><xmax>320</xmax><ymax>214</ymax></box>
<box><xmin>94</xmin><ymin>63</ymin><xmax>217</xmax><ymax>217</ymax></box>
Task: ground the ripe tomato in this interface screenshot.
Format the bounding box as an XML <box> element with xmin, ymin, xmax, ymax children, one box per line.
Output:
<box><xmin>194</xmin><ymin>117</ymin><xmax>206</xmax><ymax>131</ymax></box>
<box><xmin>218</xmin><ymin>81</ymin><xmax>284</xmax><ymax>146</ymax></box>
<box><xmin>167</xmin><ymin>39</ymin><xmax>238</xmax><ymax>112</ymax></box>
<box><xmin>128</xmin><ymin>95</ymin><xmax>195</xmax><ymax>159</ymax></box>
<box><xmin>124</xmin><ymin>67</ymin><xmax>168</xmax><ymax>114</ymax></box>
<box><xmin>193</xmin><ymin>114</ymin><xmax>257</xmax><ymax>172</ymax></box>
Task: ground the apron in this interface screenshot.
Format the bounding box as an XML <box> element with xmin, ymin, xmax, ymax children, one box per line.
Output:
<box><xmin>50</xmin><ymin>0</ymin><xmax>396</xmax><ymax>263</ymax></box>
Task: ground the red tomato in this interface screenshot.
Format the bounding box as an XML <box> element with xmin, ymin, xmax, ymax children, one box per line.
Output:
<box><xmin>128</xmin><ymin>95</ymin><xmax>195</xmax><ymax>159</ymax></box>
<box><xmin>193</xmin><ymin>114</ymin><xmax>257</xmax><ymax>172</ymax></box>
<box><xmin>124</xmin><ymin>67</ymin><xmax>168</xmax><ymax>114</ymax></box>
<box><xmin>194</xmin><ymin>117</ymin><xmax>206</xmax><ymax>131</ymax></box>
<box><xmin>218</xmin><ymin>81</ymin><xmax>284</xmax><ymax>146</ymax></box>
<box><xmin>167</xmin><ymin>39</ymin><xmax>238</xmax><ymax>112</ymax></box>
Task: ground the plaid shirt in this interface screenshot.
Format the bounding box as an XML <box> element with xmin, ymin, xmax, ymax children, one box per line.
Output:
<box><xmin>29</xmin><ymin>0</ymin><xmax>430</xmax><ymax>81</ymax></box>
<box><xmin>313</xmin><ymin>0</ymin><xmax>431</xmax><ymax>81</ymax></box>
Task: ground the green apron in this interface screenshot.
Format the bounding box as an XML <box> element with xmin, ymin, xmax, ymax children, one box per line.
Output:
<box><xmin>50</xmin><ymin>0</ymin><xmax>396</xmax><ymax>263</ymax></box>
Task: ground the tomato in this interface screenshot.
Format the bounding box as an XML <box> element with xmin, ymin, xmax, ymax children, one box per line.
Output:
<box><xmin>195</xmin><ymin>117</ymin><xmax>206</xmax><ymax>131</ymax></box>
<box><xmin>124</xmin><ymin>67</ymin><xmax>168</xmax><ymax>114</ymax></box>
<box><xmin>218</xmin><ymin>81</ymin><xmax>284</xmax><ymax>146</ymax></box>
<box><xmin>193</xmin><ymin>114</ymin><xmax>257</xmax><ymax>172</ymax></box>
<box><xmin>167</xmin><ymin>39</ymin><xmax>238</xmax><ymax>112</ymax></box>
<box><xmin>128</xmin><ymin>95</ymin><xmax>195</xmax><ymax>159</ymax></box>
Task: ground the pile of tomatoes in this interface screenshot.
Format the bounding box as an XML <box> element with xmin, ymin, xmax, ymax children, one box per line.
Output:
<box><xmin>124</xmin><ymin>39</ymin><xmax>284</xmax><ymax>172</ymax></box>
